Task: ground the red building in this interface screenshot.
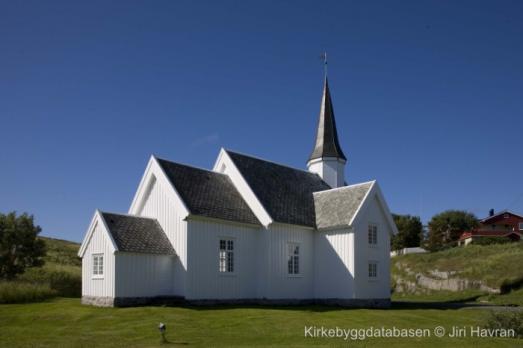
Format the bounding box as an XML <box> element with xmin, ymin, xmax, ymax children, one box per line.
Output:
<box><xmin>458</xmin><ymin>210</ymin><xmax>523</xmax><ymax>246</ymax></box>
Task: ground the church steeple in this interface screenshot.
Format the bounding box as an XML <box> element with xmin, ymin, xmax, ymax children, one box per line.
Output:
<box><xmin>307</xmin><ymin>76</ymin><xmax>347</xmax><ymax>188</ymax></box>
<box><xmin>308</xmin><ymin>77</ymin><xmax>346</xmax><ymax>162</ymax></box>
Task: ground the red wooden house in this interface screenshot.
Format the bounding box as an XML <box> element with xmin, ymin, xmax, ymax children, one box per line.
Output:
<box><xmin>458</xmin><ymin>210</ymin><xmax>523</xmax><ymax>246</ymax></box>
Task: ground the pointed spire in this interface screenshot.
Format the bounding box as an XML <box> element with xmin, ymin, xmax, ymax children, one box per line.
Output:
<box><xmin>308</xmin><ymin>77</ymin><xmax>347</xmax><ymax>163</ymax></box>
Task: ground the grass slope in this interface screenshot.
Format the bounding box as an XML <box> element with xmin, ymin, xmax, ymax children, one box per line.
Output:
<box><xmin>0</xmin><ymin>237</ymin><xmax>81</xmax><ymax>303</ymax></box>
<box><xmin>392</xmin><ymin>243</ymin><xmax>523</xmax><ymax>306</ymax></box>
<box><xmin>0</xmin><ymin>298</ymin><xmax>519</xmax><ymax>348</ymax></box>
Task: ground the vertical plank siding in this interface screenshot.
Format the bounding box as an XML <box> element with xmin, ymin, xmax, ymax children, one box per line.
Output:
<box><xmin>186</xmin><ymin>220</ymin><xmax>315</xmax><ymax>300</ymax></box>
<box><xmin>137</xmin><ymin>175</ymin><xmax>187</xmax><ymax>297</ymax></box>
<box><xmin>353</xmin><ymin>194</ymin><xmax>391</xmax><ymax>299</ymax></box>
<box><xmin>265</xmin><ymin>224</ymin><xmax>314</xmax><ymax>299</ymax></box>
<box><xmin>186</xmin><ymin>219</ymin><xmax>259</xmax><ymax>299</ymax></box>
<box><xmin>314</xmin><ymin>229</ymin><xmax>354</xmax><ymax>298</ymax></box>
<box><xmin>82</xmin><ymin>220</ymin><xmax>115</xmax><ymax>298</ymax></box>
<box><xmin>115</xmin><ymin>253</ymin><xmax>175</xmax><ymax>297</ymax></box>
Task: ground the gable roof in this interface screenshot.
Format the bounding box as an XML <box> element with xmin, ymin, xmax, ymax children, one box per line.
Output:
<box><xmin>226</xmin><ymin>150</ymin><xmax>332</xmax><ymax>227</ymax></box>
<box><xmin>309</xmin><ymin>77</ymin><xmax>346</xmax><ymax>162</ymax></box>
<box><xmin>101</xmin><ymin>212</ymin><xmax>175</xmax><ymax>255</ymax></box>
<box><xmin>156</xmin><ymin>158</ymin><xmax>260</xmax><ymax>226</ymax></box>
<box><xmin>480</xmin><ymin>210</ymin><xmax>523</xmax><ymax>223</ymax></box>
<box><xmin>313</xmin><ymin>181</ymin><xmax>374</xmax><ymax>230</ymax></box>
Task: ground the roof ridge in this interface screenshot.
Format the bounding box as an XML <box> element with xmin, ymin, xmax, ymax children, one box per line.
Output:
<box><xmin>313</xmin><ymin>180</ymin><xmax>375</xmax><ymax>195</ymax></box>
<box><xmin>99</xmin><ymin>210</ymin><xmax>158</xmax><ymax>221</ymax></box>
<box><xmin>155</xmin><ymin>156</ymin><xmax>228</xmax><ymax>177</ymax></box>
<box><xmin>224</xmin><ymin>148</ymin><xmax>324</xmax><ymax>178</ymax></box>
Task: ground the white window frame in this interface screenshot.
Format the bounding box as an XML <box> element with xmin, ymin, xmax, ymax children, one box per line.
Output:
<box><xmin>92</xmin><ymin>253</ymin><xmax>104</xmax><ymax>278</ymax></box>
<box><xmin>368</xmin><ymin>261</ymin><xmax>378</xmax><ymax>280</ymax></box>
<box><xmin>218</xmin><ymin>238</ymin><xmax>235</xmax><ymax>275</ymax></box>
<box><xmin>519</xmin><ymin>222</ymin><xmax>523</xmax><ymax>231</ymax></box>
<box><xmin>287</xmin><ymin>242</ymin><xmax>301</xmax><ymax>277</ymax></box>
<box><xmin>368</xmin><ymin>224</ymin><xmax>378</xmax><ymax>246</ymax></box>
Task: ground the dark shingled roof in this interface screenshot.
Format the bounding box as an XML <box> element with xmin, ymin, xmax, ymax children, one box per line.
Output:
<box><xmin>101</xmin><ymin>212</ymin><xmax>175</xmax><ymax>254</ymax></box>
<box><xmin>156</xmin><ymin>158</ymin><xmax>260</xmax><ymax>225</ymax></box>
<box><xmin>309</xmin><ymin>77</ymin><xmax>347</xmax><ymax>162</ymax></box>
<box><xmin>226</xmin><ymin>150</ymin><xmax>332</xmax><ymax>227</ymax></box>
<box><xmin>313</xmin><ymin>182</ymin><xmax>373</xmax><ymax>229</ymax></box>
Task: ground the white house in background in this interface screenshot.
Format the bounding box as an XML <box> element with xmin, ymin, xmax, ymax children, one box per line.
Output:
<box><xmin>78</xmin><ymin>77</ymin><xmax>398</xmax><ymax>307</ymax></box>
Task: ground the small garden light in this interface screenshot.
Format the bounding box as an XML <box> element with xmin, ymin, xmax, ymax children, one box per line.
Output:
<box><xmin>158</xmin><ymin>322</ymin><xmax>167</xmax><ymax>343</ymax></box>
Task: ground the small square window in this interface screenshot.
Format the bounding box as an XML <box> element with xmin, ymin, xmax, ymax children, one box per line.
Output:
<box><xmin>519</xmin><ymin>222</ymin><xmax>523</xmax><ymax>231</ymax></box>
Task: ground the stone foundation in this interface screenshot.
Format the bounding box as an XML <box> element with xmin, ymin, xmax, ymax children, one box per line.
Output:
<box><xmin>81</xmin><ymin>296</ymin><xmax>115</xmax><ymax>307</ymax></box>
<box><xmin>82</xmin><ymin>296</ymin><xmax>390</xmax><ymax>308</ymax></box>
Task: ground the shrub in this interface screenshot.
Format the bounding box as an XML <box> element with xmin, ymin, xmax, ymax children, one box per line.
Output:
<box><xmin>484</xmin><ymin>311</ymin><xmax>523</xmax><ymax>338</ymax></box>
<box><xmin>0</xmin><ymin>281</ymin><xmax>56</xmax><ymax>304</ymax></box>
<box><xmin>499</xmin><ymin>277</ymin><xmax>523</xmax><ymax>294</ymax></box>
<box><xmin>48</xmin><ymin>271</ymin><xmax>81</xmax><ymax>297</ymax></box>
<box><xmin>471</xmin><ymin>237</ymin><xmax>512</xmax><ymax>246</ymax></box>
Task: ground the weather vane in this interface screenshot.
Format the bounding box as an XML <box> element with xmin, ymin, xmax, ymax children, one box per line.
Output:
<box><xmin>320</xmin><ymin>51</ymin><xmax>328</xmax><ymax>77</ymax></box>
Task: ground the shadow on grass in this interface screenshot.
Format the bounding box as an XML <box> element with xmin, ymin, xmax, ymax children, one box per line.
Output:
<box><xmin>159</xmin><ymin>335</ymin><xmax>189</xmax><ymax>345</ymax></box>
<box><xmin>390</xmin><ymin>301</ymin><xmax>494</xmax><ymax>310</ymax></box>
<box><xmin>112</xmin><ymin>295</ymin><xmax>514</xmax><ymax>312</ymax></box>
<box><xmin>170</xmin><ymin>302</ymin><xmax>495</xmax><ymax>312</ymax></box>
<box><xmin>171</xmin><ymin>304</ymin><xmax>347</xmax><ymax>313</ymax></box>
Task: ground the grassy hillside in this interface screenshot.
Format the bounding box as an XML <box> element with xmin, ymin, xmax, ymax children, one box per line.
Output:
<box><xmin>392</xmin><ymin>243</ymin><xmax>523</xmax><ymax>305</ymax></box>
<box><xmin>0</xmin><ymin>237</ymin><xmax>81</xmax><ymax>303</ymax></box>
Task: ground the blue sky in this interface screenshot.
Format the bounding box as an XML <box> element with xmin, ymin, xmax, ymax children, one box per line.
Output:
<box><xmin>1</xmin><ymin>1</ymin><xmax>522</xmax><ymax>242</ymax></box>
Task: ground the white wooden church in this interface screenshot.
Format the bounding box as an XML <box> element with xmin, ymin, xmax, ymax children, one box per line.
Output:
<box><xmin>78</xmin><ymin>77</ymin><xmax>398</xmax><ymax>307</ymax></box>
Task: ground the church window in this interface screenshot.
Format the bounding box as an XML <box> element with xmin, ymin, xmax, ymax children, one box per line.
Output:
<box><xmin>287</xmin><ymin>243</ymin><xmax>300</xmax><ymax>275</ymax></box>
<box><xmin>92</xmin><ymin>254</ymin><xmax>104</xmax><ymax>277</ymax></box>
<box><xmin>219</xmin><ymin>239</ymin><xmax>234</xmax><ymax>273</ymax></box>
<box><xmin>368</xmin><ymin>224</ymin><xmax>378</xmax><ymax>245</ymax></box>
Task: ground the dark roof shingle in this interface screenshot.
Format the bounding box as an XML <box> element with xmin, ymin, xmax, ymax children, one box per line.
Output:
<box><xmin>156</xmin><ymin>158</ymin><xmax>260</xmax><ymax>225</ymax></box>
<box><xmin>101</xmin><ymin>212</ymin><xmax>175</xmax><ymax>254</ymax></box>
<box><xmin>313</xmin><ymin>182</ymin><xmax>373</xmax><ymax>229</ymax></box>
<box><xmin>226</xmin><ymin>150</ymin><xmax>332</xmax><ymax>227</ymax></box>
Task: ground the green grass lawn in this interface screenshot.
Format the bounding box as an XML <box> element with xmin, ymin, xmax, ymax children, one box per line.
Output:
<box><xmin>0</xmin><ymin>298</ymin><xmax>519</xmax><ymax>347</ymax></box>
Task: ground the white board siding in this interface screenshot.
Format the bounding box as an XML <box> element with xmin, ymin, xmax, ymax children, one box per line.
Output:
<box><xmin>137</xmin><ymin>175</ymin><xmax>187</xmax><ymax>297</ymax></box>
<box><xmin>314</xmin><ymin>229</ymin><xmax>354</xmax><ymax>299</ymax></box>
<box><xmin>81</xmin><ymin>221</ymin><xmax>115</xmax><ymax>298</ymax></box>
<box><xmin>115</xmin><ymin>253</ymin><xmax>175</xmax><ymax>297</ymax></box>
<box><xmin>265</xmin><ymin>224</ymin><xmax>314</xmax><ymax>299</ymax></box>
<box><xmin>185</xmin><ymin>219</ymin><xmax>260</xmax><ymax>300</ymax></box>
<box><xmin>353</xmin><ymin>194</ymin><xmax>392</xmax><ymax>299</ymax></box>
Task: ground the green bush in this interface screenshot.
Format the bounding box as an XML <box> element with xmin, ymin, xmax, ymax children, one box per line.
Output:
<box><xmin>0</xmin><ymin>281</ymin><xmax>56</xmax><ymax>304</ymax></box>
<box><xmin>484</xmin><ymin>311</ymin><xmax>523</xmax><ymax>338</ymax></box>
